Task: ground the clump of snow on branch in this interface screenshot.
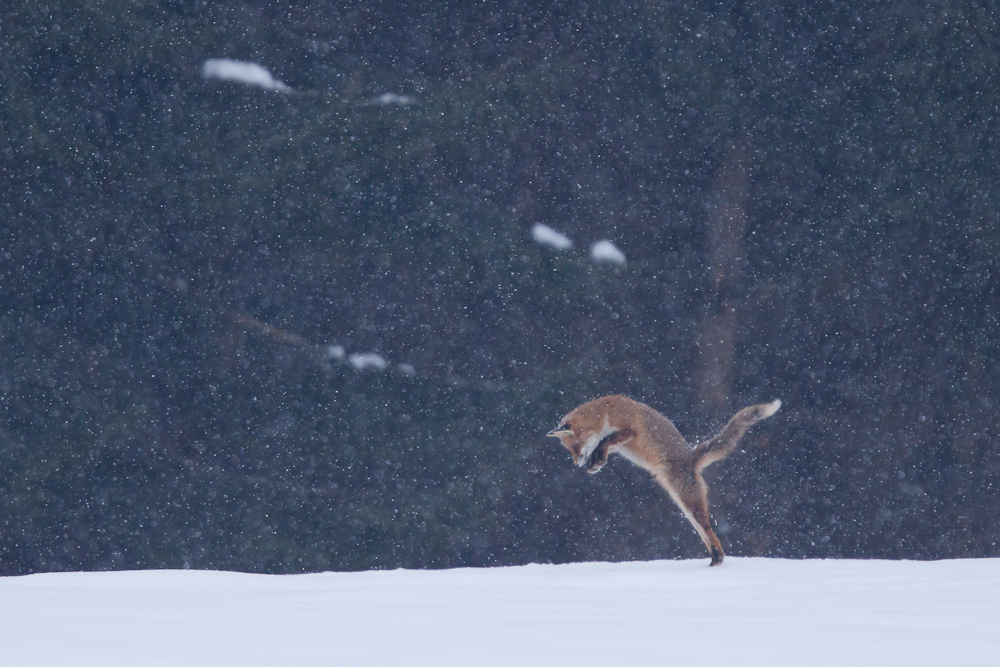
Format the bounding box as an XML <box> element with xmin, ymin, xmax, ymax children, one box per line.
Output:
<box><xmin>202</xmin><ymin>59</ymin><xmax>290</xmax><ymax>93</ymax></box>
<box><xmin>348</xmin><ymin>353</ymin><xmax>389</xmax><ymax>371</ymax></box>
<box><xmin>370</xmin><ymin>93</ymin><xmax>416</xmax><ymax>106</ymax></box>
<box><xmin>531</xmin><ymin>224</ymin><xmax>573</xmax><ymax>250</ymax></box>
<box><xmin>590</xmin><ymin>240</ymin><xmax>626</xmax><ymax>265</ymax></box>
<box><xmin>327</xmin><ymin>345</ymin><xmax>396</xmax><ymax>373</ymax></box>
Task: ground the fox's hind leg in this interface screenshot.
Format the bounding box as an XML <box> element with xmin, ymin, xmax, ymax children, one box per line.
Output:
<box><xmin>677</xmin><ymin>473</ymin><xmax>725</xmax><ymax>566</ymax></box>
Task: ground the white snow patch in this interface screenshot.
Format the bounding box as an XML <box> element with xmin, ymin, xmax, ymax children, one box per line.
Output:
<box><xmin>201</xmin><ymin>59</ymin><xmax>290</xmax><ymax>92</ymax></box>
<box><xmin>348</xmin><ymin>352</ymin><xmax>388</xmax><ymax>371</ymax></box>
<box><xmin>397</xmin><ymin>363</ymin><xmax>417</xmax><ymax>376</ymax></box>
<box><xmin>0</xmin><ymin>559</ymin><xmax>997</xmax><ymax>666</ymax></box>
<box><xmin>590</xmin><ymin>239</ymin><xmax>626</xmax><ymax>265</ymax></box>
<box><xmin>326</xmin><ymin>344</ymin><xmax>346</xmax><ymax>360</ymax></box>
<box><xmin>531</xmin><ymin>223</ymin><xmax>573</xmax><ymax>250</ymax></box>
<box><xmin>370</xmin><ymin>93</ymin><xmax>416</xmax><ymax>106</ymax></box>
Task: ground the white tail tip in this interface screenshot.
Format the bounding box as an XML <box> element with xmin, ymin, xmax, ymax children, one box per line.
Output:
<box><xmin>761</xmin><ymin>399</ymin><xmax>782</xmax><ymax>418</ymax></box>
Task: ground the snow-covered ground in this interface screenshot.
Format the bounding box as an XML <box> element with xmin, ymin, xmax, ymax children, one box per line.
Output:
<box><xmin>1</xmin><ymin>558</ymin><xmax>997</xmax><ymax>666</ymax></box>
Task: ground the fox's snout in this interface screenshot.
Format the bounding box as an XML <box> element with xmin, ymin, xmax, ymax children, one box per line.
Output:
<box><xmin>547</xmin><ymin>424</ymin><xmax>587</xmax><ymax>467</ymax></box>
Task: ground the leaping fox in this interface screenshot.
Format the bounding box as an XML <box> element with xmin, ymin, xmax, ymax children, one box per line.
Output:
<box><xmin>548</xmin><ymin>395</ymin><xmax>781</xmax><ymax>566</ymax></box>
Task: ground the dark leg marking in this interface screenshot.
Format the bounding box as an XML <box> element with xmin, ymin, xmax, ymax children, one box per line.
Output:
<box><xmin>586</xmin><ymin>429</ymin><xmax>634</xmax><ymax>472</ymax></box>
<box><xmin>710</xmin><ymin>545</ymin><xmax>724</xmax><ymax>566</ymax></box>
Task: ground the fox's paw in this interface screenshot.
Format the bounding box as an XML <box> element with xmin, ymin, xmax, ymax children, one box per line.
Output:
<box><xmin>709</xmin><ymin>546</ymin><xmax>724</xmax><ymax>566</ymax></box>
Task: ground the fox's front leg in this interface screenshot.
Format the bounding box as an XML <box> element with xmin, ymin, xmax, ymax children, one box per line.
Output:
<box><xmin>585</xmin><ymin>441</ymin><xmax>612</xmax><ymax>473</ymax></box>
<box><xmin>586</xmin><ymin>430</ymin><xmax>634</xmax><ymax>474</ymax></box>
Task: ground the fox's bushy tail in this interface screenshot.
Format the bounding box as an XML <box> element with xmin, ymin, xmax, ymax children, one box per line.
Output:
<box><xmin>693</xmin><ymin>399</ymin><xmax>781</xmax><ymax>472</ymax></box>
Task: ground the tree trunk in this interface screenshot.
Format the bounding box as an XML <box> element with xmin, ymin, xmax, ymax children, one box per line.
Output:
<box><xmin>694</xmin><ymin>145</ymin><xmax>748</xmax><ymax>413</ymax></box>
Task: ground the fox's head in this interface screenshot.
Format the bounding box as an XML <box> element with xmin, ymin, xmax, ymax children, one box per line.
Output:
<box><xmin>547</xmin><ymin>416</ymin><xmax>582</xmax><ymax>462</ymax></box>
<box><xmin>547</xmin><ymin>408</ymin><xmax>612</xmax><ymax>473</ymax></box>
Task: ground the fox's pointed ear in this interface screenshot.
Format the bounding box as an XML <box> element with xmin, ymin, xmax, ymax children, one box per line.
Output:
<box><xmin>547</xmin><ymin>427</ymin><xmax>571</xmax><ymax>437</ymax></box>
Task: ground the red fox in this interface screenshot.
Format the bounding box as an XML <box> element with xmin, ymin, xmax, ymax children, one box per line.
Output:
<box><xmin>548</xmin><ymin>395</ymin><xmax>781</xmax><ymax>566</ymax></box>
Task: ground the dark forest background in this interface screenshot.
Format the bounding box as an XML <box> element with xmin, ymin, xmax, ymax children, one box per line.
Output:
<box><xmin>1</xmin><ymin>0</ymin><xmax>998</xmax><ymax>574</ymax></box>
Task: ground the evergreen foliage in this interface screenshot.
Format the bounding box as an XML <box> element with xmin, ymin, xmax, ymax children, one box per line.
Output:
<box><xmin>1</xmin><ymin>0</ymin><xmax>998</xmax><ymax>573</ymax></box>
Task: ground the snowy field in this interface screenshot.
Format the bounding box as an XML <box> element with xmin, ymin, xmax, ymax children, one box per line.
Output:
<box><xmin>1</xmin><ymin>558</ymin><xmax>997</xmax><ymax>666</ymax></box>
